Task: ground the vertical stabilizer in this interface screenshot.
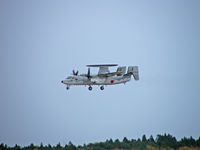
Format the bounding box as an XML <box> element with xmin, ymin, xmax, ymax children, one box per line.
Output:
<box><xmin>117</xmin><ymin>66</ymin><xmax>126</xmax><ymax>76</ymax></box>
<box><xmin>127</xmin><ymin>66</ymin><xmax>139</xmax><ymax>80</ymax></box>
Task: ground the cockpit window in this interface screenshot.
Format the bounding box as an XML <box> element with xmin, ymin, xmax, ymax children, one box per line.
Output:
<box><xmin>66</xmin><ymin>76</ymin><xmax>72</xmax><ymax>79</ymax></box>
<box><xmin>66</xmin><ymin>76</ymin><xmax>76</xmax><ymax>79</ymax></box>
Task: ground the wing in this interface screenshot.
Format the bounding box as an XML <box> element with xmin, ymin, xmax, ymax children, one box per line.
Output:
<box><xmin>87</xmin><ymin>64</ymin><xmax>118</xmax><ymax>76</ymax></box>
<box><xmin>98</xmin><ymin>66</ymin><xmax>110</xmax><ymax>75</ymax></box>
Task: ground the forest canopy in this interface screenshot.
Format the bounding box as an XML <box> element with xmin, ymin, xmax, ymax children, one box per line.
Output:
<box><xmin>1</xmin><ymin>134</ymin><xmax>200</xmax><ymax>150</ymax></box>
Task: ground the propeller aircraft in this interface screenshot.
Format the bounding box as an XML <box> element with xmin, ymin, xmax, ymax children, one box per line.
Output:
<box><xmin>61</xmin><ymin>64</ymin><xmax>139</xmax><ymax>91</ymax></box>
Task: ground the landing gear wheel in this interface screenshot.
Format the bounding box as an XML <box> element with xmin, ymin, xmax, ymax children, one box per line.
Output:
<box><xmin>88</xmin><ymin>86</ymin><xmax>92</xmax><ymax>91</ymax></box>
<box><xmin>100</xmin><ymin>86</ymin><xmax>104</xmax><ymax>90</ymax></box>
<box><xmin>66</xmin><ymin>86</ymin><xmax>70</xmax><ymax>90</ymax></box>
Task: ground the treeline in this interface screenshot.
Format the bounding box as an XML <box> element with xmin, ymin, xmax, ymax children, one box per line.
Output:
<box><xmin>1</xmin><ymin>134</ymin><xmax>200</xmax><ymax>150</ymax></box>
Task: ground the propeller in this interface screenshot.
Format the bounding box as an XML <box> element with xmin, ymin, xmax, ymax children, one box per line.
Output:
<box><xmin>72</xmin><ymin>70</ymin><xmax>79</xmax><ymax>76</ymax></box>
<box><xmin>87</xmin><ymin>68</ymin><xmax>91</xmax><ymax>79</ymax></box>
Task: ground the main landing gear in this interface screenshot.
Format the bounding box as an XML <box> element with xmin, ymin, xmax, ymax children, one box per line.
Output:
<box><xmin>100</xmin><ymin>86</ymin><xmax>104</xmax><ymax>90</ymax></box>
<box><xmin>88</xmin><ymin>86</ymin><xmax>104</xmax><ymax>91</ymax></box>
<box><xmin>88</xmin><ymin>86</ymin><xmax>92</xmax><ymax>91</ymax></box>
<box><xmin>66</xmin><ymin>86</ymin><xmax>70</xmax><ymax>90</ymax></box>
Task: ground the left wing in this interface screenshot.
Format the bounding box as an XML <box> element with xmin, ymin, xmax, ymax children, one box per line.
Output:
<box><xmin>87</xmin><ymin>64</ymin><xmax>118</xmax><ymax>76</ymax></box>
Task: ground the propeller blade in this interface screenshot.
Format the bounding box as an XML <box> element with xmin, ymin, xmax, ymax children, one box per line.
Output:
<box><xmin>87</xmin><ymin>68</ymin><xmax>91</xmax><ymax>78</ymax></box>
<box><xmin>72</xmin><ymin>70</ymin><xmax>75</xmax><ymax>75</ymax></box>
<box><xmin>72</xmin><ymin>70</ymin><xmax>78</xmax><ymax>75</ymax></box>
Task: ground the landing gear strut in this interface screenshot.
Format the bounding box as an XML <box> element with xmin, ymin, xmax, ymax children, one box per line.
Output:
<box><xmin>88</xmin><ymin>86</ymin><xmax>92</xmax><ymax>91</ymax></box>
<box><xmin>100</xmin><ymin>86</ymin><xmax>104</xmax><ymax>90</ymax></box>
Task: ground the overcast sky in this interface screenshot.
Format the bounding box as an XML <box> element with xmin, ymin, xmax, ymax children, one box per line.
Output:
<box><xmin>0</xmin><ymin>0</ymin><xmax>200</xmax><ymax>146</ymax></box>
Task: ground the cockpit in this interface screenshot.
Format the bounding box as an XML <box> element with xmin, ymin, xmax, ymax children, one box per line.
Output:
<box><xmin>66</xmin><ymin>76</ymin><xmax>76</xmax><ymax>80</ymax></box>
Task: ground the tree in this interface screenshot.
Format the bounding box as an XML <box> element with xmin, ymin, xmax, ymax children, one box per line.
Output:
<box><xmin>108</xmin><ymin>138</ymin><xmax>113</xmax><ymax>144</ymax></box>
<box><xmin>40</xmin><ymin>142</ymin><xmax>44</xmax><ymax>150</ymax></box>
<box><xmin>148</xmin><ymin>135</ymin><xmax>155</xmax><ymax>144</ymax></box>
<box><xmin>123</xmin><ymin>137</ymin><xmax>129</xmax><ymax>143</ymax></box>
<box><xmin>179</xmin><ymin>137</ymin><xmax>196</xmax><ymax>147</ymax></box>
<box><xmin>29</xmin><ymin>143</ymin><xmax>35</xmax><ymax>150</ymax></box>
<box><xmin>122</xmin><ymin>137</ymin><xmax>131</xmax><ymax>149</ymax></box>
<box><xmin>0</xmin><ymin>143</ymin><xmax>4</xmax><ymax>149</ymax></box>
<box><xmin>130</xmin><ymin>139</ymin><xmax>137</xmax><ymax>148</ymax></box>
<box><xmin>105</xmin><ymin>139</ymin><xmax>114</xmax><ymax>149</ymax></box>
<box><xmin>14</xmin><ymin>144</ymin><xmax>21</xmax><ymax>150</ymax></box>
<box><xmin>137</xmin><ymin>138</ymin><xmax>141</xmax><ymax>143</ymax></box>
<box><xmin>4</xmin><ymin>144</ymin><xmax>7</xmax><ymax>149</ymax></box>
<box><xmin>156</xmin><ymin>134</ymin><xmax>177</xmax><ymax>149</ymax></box>
<box><xmin>114</xmin><ymin>139</ymin><xmax>121</xmax><ymax>148</ymax></box>
<box><xmin>197</xmin><ymin>136</ymin><xmax>200</xmax><ymax>147</ymax></box>
<box><xmin>64</xmin><ymin>144</ymin><xmax>68</xmax><ymax>149</ymax></box>
<box><xmin>189</xmin><ymin>136</ymin><xmax>196</xmax><ymax>147</ymax></box>
<box><xmin>47</xmin><ymin>144</ymin><xmax>52</xmax><ymax>149</ymax></box>
<box><xmin>68</xmin><ymin>141</ymin><xmax>76</xmax><ymax>150</ymax></box>
<box><xmin>142</xmin><ymin>135</ymin><xmax>147</xmax><ymax>143</ymax></box>
<box><xmin>56</xmin><ymin>142</ymin><xmax>61</xmax><ymax>149</ymax></box>
<box><xmin>0</xmin><ymin>143</ymin><xmax>6</xmax><ymax>150</ymax></box>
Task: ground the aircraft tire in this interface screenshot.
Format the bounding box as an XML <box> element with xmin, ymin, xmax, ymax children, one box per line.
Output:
<box><xmin>100</xmin><ymin>86</ymin><xmax>104</xmax><ymax>90</ymax></box>
<box><xmin>88</xmin><ymin>86</ymin><xmax>92</xmax><ymax>91</ymax></box>
<box><xmin>66</xmin><ymin>86</ymin><xmax>70</xmax><ymax>90</ymax></box>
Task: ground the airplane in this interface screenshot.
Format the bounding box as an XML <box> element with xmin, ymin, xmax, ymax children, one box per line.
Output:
<box><xmin>61</xmin><ymin>64</ymin><xmax>139</xmax><ymax>91</ymax></box>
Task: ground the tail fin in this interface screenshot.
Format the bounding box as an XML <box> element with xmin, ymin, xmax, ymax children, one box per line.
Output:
<box><xmin>116</xmin><ymin>66</ymin><xmax>126</xmax><ymax>76</ymax></box>
<box><xmin>127</xmin><ymin>66</ymin><xmax>139</xmax><ymax>80</ymax></box>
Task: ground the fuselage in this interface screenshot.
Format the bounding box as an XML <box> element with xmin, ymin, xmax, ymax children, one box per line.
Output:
<box><xmin>61</xmin><ymin>75</ymin><xmax>131</xmax><ymax>86</ymax></box>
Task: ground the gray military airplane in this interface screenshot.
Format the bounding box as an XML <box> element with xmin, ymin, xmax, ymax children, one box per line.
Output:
<box><xmin>61</xmin><ymin>64</ymin><xmax>139</xmax><ymax>91</ymax></box>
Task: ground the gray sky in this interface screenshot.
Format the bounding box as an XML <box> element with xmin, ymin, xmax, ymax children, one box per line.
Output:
<box><xmin>0</xmin><ymin>0</ymin><xmax>200</xmax><ymax>146</ymax></box>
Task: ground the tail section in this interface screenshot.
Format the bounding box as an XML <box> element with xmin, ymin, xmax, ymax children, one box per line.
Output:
<box><xmin>127</xmin><ymin>66</ymin><xmax>139</xmax><ymax>80</ymax></box>
<box><xmin>116</xmin><ymin>66</ymin><xmax>126</xmax><ymax>76</ymax></box>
